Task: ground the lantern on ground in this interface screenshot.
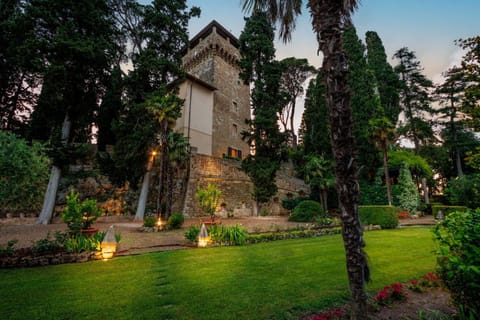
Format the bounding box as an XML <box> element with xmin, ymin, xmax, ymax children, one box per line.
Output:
<box><xmin>198</xmin><ymin>223</ymin><xmax>210</xmax><ymax>247</ymax></box>
<box><xmin>156</xmin><ymin>217</ymin><xmax>165</xmax><ymax>231</ymax></box>
<box><xmin>101</xmin><ymin>225</ymin><xmax>117</xmax><ymax>260</ymax></box>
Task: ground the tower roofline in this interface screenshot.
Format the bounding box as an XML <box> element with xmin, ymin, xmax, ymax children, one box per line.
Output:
<box><xmin>189</xmin><ymin>20</ymin><xmax>239</xmax><ymax>49</ymax></box>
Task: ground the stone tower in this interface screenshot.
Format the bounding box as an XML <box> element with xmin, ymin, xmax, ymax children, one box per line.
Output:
<box><xmin>182</xmin><ymin>20</ymin><xmax>250</xmax><ymax>159</ymax></box>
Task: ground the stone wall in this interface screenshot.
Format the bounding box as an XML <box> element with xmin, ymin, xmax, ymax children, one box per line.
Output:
<box><xmin>183</xmin><ymin>154</ymin><xmax>309</xmax><ymax>217</ymax></box>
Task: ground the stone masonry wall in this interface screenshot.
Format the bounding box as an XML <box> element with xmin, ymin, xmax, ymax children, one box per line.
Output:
<box><xmin>183</xmin><ymin>154</ymin><xmax>309</xmax><ymax>218</ymax></box>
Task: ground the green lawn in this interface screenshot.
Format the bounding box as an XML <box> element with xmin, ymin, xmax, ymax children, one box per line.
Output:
<box><xmin>0</xmin><ymin>227</ymin><xmax>436</xmax><ymax>320</ymax></box>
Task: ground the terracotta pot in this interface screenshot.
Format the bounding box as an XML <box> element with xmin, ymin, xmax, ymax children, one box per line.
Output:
<box><xmin>80</xmin><ymin>227</ymin><xmax>99</xmax><ymax>237</ymax></box>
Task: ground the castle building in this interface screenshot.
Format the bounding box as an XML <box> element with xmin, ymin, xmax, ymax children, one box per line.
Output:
<box><xmin>176</xmin><ymin>20</ymin><xmax>250</xmax><ymax>159</ymax></box>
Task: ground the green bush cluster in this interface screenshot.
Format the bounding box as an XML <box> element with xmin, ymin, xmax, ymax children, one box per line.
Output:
<box><xmin>184</xmin><ymin>224</ymin><xmax>248</xmax><ymax>246</ymax></box>
<box><xmin>433</xmin><ymin>209</ymin><xmax>480</xmax><ymax>317</ymax></box>
<box><xmin>359</xmin><ymin>206</ymin><xmax>399</xmax><ymax>229</ymax></box>
<box><xmin>431</xmin><ymin>205</ymin><xmax>468</xmax><ymax>219</ymax></box>
<box><xmin>445</xmin><ymin>174</ymin><xmax>480</xmax><ymax>209</ymax></box>
<box><xmin>0</xmin><ymin>131</ymin><xmax>49</xmax><ymax>215</ymax></box>
<box><xmin>143</xmin><ymin>216</ymin><xmax>157</xmax><ymax>228</ymax></box>
<box><xmin>289</xmin><ymin>200</ymin><xmax>325</xmax><ymax>222</ymax></box>
<box><xmin>167</xmin><ymin>213</ymin><xmax>184</xmax><ymax>229</ymax></box>
<box><xmin>281</xmin><ymin>196</ymin><xmax>305</xmax><ymax>211</ymax></box>
<box><xmin>247</xmin><ymin>227</ymin><xmax>342</xmax><ymax>243</ymax></box>
<box><xmin>62</xmin><ymin>190</ymin><xmax>103</xmax><ymax>232</ymax></box>
<box><xmin>30</xmin><ymin>230</ymin><xmax>106</xmax><ymax>255</ymax></box>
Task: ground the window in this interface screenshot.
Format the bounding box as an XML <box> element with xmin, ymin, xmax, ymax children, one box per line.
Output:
<box><xmin>232</xmin><ymin>101</ymin><xmax>238</xmax><ymax>113</ymax></box>
<box><xmin>231</xmin><ymin>123</ymin><xmax>238</xmax><ymax>137</ymax></box>
<box><xmin>227</xmin><ymin>147</ymin><xmax>242</xmax><ymax>159</ymax></box>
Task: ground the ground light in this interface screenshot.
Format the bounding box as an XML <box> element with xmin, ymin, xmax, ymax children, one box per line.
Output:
<box><xmin>198</xmin><ymin>223</ymin><xmax>210</xmax><ymax>247</ymax></box>
<box><xmin>156</xmin><ymin>217</ymin><xmax>166</xmax><ymax>231</ymax></box>
<box><xmin>101</xmin><ymin>225</ymin><xmax>117</xmax><ymax>260</ymax></box>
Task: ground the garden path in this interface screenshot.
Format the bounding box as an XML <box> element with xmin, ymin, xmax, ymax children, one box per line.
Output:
<box><xmin>0</xmin><ymin>215</ymin><xmax>436</xmax><ymax>255</ymax></box>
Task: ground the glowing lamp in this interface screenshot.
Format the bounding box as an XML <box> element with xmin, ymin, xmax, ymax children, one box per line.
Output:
<box><xmin>156</xmin><ymin>217</ymin><xmax>165</xmax><ymax>231</ymax></box>
<box><xmin>101</xmin><ymin>225</ymin><xmax>117</xmax><ymax>260</ymax></box>
<box><xmin>198</xmin><ymin>223</ymin><xmax>210</xmax><ymax>248</ymax></box>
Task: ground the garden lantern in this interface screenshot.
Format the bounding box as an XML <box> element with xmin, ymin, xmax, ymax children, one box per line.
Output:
<box><xmin>101</xmin><ymin>225</ymin><xmax>117</xmax><ymax>260</ymax></box>
<box><xmin>156</xmin><ymin>217</ymin><xmax>165</xmax><ymax>231</ymax></box>
<box><xmin>198</xmin><ymin>223</ymin><xmax>210</xmax><ymax>247</ymax></box>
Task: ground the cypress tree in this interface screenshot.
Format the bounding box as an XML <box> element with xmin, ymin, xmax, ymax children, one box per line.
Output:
<box><xmin>343</xmin><ymin>25</ymin><xmax>383</xmax><ymax>178</ymax></box>
<box><xmin>365</xmin><ymin>31</ymin><xmax>401</xmax><ymax>124</ymax></box>
<box><xmin>239</xmin><ymin>11</ymin><xmax>286</xmax><ymax>210</ymax></box>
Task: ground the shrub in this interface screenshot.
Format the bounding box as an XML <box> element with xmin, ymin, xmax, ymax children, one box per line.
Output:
<box><xmin>431</xmin><ymin>205</ymin><xmax>468</xmax><ymax>219</ymax></box>
<box><xmin>167</xmin><ymin>213</ymin><xmax>184</xmax><ymax>229</ymax></box>
<box><xmin>0</xmin><ymin>240</ymin><xmax>18</xmax><ymax>257</ymax></box>
<box><xmin>64</xmin><ymin>231</ymin><xmax>105</xmax><ymax>253</ymax></box>
<box><xmin>281</xmin><ymin>196</ymin><xmax>304</xmax><ymax>211</ymax></box>
<box><xmin>143</xmin><ymin>216</ymin><xmax>156</xmax><ymax>228</ymax></box>
<box><xmin>184</xmin><ymin>225</ymin><xmax>200</xmax><ymax>242</ymax></box>
<box><xmin>0</xmin><ymin>131</ymin><xmax>49</xmax><ymax>215</ymax></box>
<box><xmin>433</xmin><ymin>209</ymin><xmax>480</xmax><ymax>317</ymax></box>
<box><xmin>31</xmin><ymin>232</ymin><xmax>67</xmax><ymax>256</ymax></box>
<box><xmin>397</xmin><ymin>165</ymin><xmax>419</xmax><ymax>213</ymax></box>
<box><xmin>444</xmin><ymin>174</ymin><xmax>480</xmax><ymax>209</ymax></box>
<box><xmin>62</xmin><ymin>190</ymin><xmax>103</xmax><ymax>232</ymax></box>
<box><xmin>195</xmin><ymin>183</ymin><xmax>222</xmax><ymax>221</ymax></box>
<box><xmin>184</xmin><ymin>225</ymin><xmax>248</xmax><ymax>246</ymax></box>
<box><xmin>359</xmin><ymin>206</ymin><xmax>399</xmax><ymax>229</ymax></box>
<box><xmin>289</xmin><ymin>200</ymin><xmax>324</xmax><ymax>222</ymax></box>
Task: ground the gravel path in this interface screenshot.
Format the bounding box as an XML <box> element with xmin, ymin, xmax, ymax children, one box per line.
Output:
<box><xmin>0</xmin><ymin>215</ymin><xmax>436</xmax><ymax>255</ymax></box>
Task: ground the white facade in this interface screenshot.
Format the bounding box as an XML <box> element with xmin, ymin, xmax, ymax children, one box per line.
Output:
<box><xmin>176</xmin><ymin>74</ymin><xmax>216</xmax><ymax>156</ymax></box>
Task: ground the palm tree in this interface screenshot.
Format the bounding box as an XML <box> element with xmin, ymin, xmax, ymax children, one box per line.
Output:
<box><xmin>242</xmin><ymin>1</ymin><xmax>369</xmax><ymax>318</ymax></box>
<box><xmin>303</xmin><ymin>155</ymin><xmax>335</xmax><ymax>213</ymax></box>
<box><xmin>145</xmin><ymin>93</ymin><xmax>182</xmax><ymax>219</ymax></box>
<box><xmin>368</xmin><ymin>117</ymin><xmax>396</xmax><ymax>205</ymax></box>
<box><xmin>165</xmin><ymin>131</ymin><xmax>190</xmax><ymax>218</ymax></box>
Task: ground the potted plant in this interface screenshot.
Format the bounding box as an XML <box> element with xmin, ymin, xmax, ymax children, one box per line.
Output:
<box><xmin>62</xmin><ymin>190</ymin><xmax>103</xmax><ymax>236</ymax></box>
<box><xmin>195</xmin><ymin>183</ymin><xmax>222</xmax><ymax>225</ymax></box>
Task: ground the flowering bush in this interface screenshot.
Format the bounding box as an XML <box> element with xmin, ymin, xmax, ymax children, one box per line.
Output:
<box><xmin>397</xmin><ymin>211</ymin><xmax>410</xmax><ymax>219</ymax></box>
<box><xmin>407</xmin><ymin>279</ymin><xmax>423</xmax><ymax>292</ymax></box>
<box><xmin>306</xmin><ymin>309</ymin><xmax>344</xmax><ymax>320</ymax></box>
<box><xmin>421</xmin><ymin>272</ymin><xmax>441</xmax><ymax>287</ymax></box>
<box><xmin>374</xmin><ymin>283</ymin><xmax>407</xmax><ymax>305</ymax></box>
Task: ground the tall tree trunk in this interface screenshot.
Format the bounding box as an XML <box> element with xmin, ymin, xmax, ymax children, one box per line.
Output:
<box><xmin>382</xmin><ymin>141</ymin><xmax>393</xmax><ymax>206</ymax></box>
<box><xmin>37</xmin><ymin>114</ymin><xmax>71</xmax><ymax>224</ymax></box>
<box><xmin>134</xmin><ymin>153</ymin><xmax>156</xmax><ymax>221</ymax></box>
<box><xmin>455</xmin><ymin>147</ymin><xmax>464</xmax><ymax>177</ymax></box>
<box><xmin>290</xmin><ymin>100</ymin><xmax>297</xmax><ymax>148</ymax></box>
<box><xmin>421</xmin><ymin>177</ymin><xmax>429</xmax><ymax>205</ymax></box>
<box><xmin>312</xmin><ymin>5</ymin><xmax>369</xmax><ymax>319</ymax></box>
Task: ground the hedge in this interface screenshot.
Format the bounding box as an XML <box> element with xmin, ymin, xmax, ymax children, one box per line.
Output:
<box><xmin>431</xmin><ymin>205</ymin><xmax>468</xmax><ymax>219</ymax></box>
<box><xmin>359</xmin><ymin>205</ymin><xmax>399</xmax><ymax>229</ymax></box>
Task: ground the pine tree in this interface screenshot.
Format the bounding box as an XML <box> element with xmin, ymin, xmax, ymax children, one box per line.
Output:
<box><xmin>278</xmin><ymin>57</ymin><xmax>315</xmax><ymax>146</ymax></box>
<box><xmin>365</xmin><ymin>31</ymin><xmax>401</xmax><ymax>124</ymax></box>
<box><xmin>394</xmin><ymin>47</ymin><xmax>435</xmax><ymax>153</ymax></box>
<box><xmin>456</xmin><ymin>36</ymin><xmax>480</xmax><ymax>129</ymax></box>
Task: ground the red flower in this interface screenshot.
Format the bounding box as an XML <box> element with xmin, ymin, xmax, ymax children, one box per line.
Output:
<box><xmin>392</xmin><ymin>283</ymin><xmax>403</xmax><ymax>293</ymax></box>
<box><xmin>375</xmin><ymin>289</ymin><xmax>389</xmax><ymax>302</ymax></box>
<box><xmin>332</xmin><ymin>310</ymin><xmax>344</xmax><ymax>317</ymax></box>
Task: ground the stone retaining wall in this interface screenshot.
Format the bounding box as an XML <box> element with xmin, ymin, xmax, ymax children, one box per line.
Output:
<box><xmin>183</xmin><ymin>154</ymin><xmax>309</xmax><ymax>217</ymax></box>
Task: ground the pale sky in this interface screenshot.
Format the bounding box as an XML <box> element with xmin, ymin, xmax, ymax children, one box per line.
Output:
<box><xmin>186</xmin><ymin>0</ymin><xmax>480</xmax><ymax>82</ymax></box>
<box><xmin>183</xmin><ymin>0</ymin><xmax>480</xmax><ymax>132</ymax></box>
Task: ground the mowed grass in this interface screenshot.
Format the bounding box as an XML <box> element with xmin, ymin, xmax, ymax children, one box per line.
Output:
<box><xmin>0</xmin><ymin>227</ymin><xmax>436</xmax><ymax>320</ymax></box>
